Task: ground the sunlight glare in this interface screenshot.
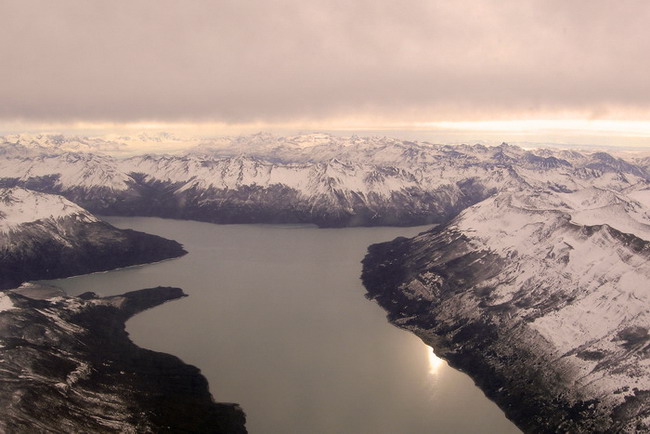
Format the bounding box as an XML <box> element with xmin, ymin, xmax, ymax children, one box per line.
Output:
<box><xmin>427</xmin><ymin>346</ymin><xmax>444</xmax><ymax>375</ymax></box>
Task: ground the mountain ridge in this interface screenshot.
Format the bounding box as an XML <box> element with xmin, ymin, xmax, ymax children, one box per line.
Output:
<box><xmin>2</xmin><ymin>133</ymin><xmax>647</xmax><ymax>228</ymax></box>
<box><xmin>362</xmin><ymin>188</ymin><xmax>650</xmax><ymax>432</ymax></box>
<box><xmin>0</xmin><ymin>187</ymin><xmax>187</xmax><ymax>289</ymax></box>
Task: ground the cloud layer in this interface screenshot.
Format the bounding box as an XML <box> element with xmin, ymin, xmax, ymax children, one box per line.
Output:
<box><xmin>2</xmin><ymin>0</ymin><xmax>649</xmax><ymax>124</ymax></box>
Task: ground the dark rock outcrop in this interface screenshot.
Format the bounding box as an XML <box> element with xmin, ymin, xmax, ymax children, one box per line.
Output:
<box><xmin>0</xmin><ymin>285</ymin><xmax>247</xmax><ymax>433</ymax></box>
<box><xmin>0</xmin><ymin>218</ymin><xmax>187</xmax><ymax>290</ymax></box>
<box><xmin>361</xmin><ymin>191</ymin><xmax>650</xmax><ymax>433</ymax></box>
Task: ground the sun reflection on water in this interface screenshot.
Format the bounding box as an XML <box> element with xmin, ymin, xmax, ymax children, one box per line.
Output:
<box><xmin>427</xmin><ymin>346</ymin><xmax>444</xmax><ymax>375</ymax></box>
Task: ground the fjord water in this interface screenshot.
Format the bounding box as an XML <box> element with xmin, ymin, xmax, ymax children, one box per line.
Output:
<box><xmin>48</xmin><ymin>217</ymin><xmax>520</xmax><ymax>434</ymax></box>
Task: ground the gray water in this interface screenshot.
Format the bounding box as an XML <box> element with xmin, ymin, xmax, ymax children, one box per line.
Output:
<box><xmin>46</xmin><ymin>217</ymin><xmax>521</xmax><ymax>434</ymax></box>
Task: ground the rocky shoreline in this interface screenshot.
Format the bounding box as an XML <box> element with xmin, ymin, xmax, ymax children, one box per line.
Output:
<box><xmin>0</xmin><ymin>218</ymin><xmax>188</xmax><ymax>290</ymax></box>
<box><xmin>0</xmin><ymin>188</ymin><xmax>247</xmax><ymax>431</ymax></box>
<box><xmin>0</xmin><ymin>284</ymin><xmax>247</xmax><ymax>433</ymax></box>
<box><xmin>361</xmin><ymin>216</ymin><xmax>650</xmax><ymax>433</ymax></box>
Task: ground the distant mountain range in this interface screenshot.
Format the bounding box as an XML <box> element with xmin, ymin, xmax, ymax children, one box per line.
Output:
<box><xmin>1</xmin><ymin>133</ymin><xmax>648</xmax><ymax>228</ymax></box>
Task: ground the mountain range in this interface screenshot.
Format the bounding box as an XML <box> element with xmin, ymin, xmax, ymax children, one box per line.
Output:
<box><xmin>1</xmin><ymin>132</ymin><xmax>649</xmax><ymax>432</ymax></box>
<box><xmin>1</xmin><ymin>133</ymin><xmax>648</xmax><ymax>228</ymax></box>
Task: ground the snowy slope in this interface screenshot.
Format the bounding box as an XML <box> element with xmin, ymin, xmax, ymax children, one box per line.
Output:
<box><xmin>362</xmin><ymin>188</ymin><xmax>650</xmax><ymax>432</ymax></box>
<box><xmin>0</xmin><ymin>152</ymin><xmax>131</xmax><ymax>190</ymax></box>
<box><xmin>0</xmin><ymin>188</ymin><xmax>186</xmax><ymax>289</ymax></box>
<box><xmin>1</xmin><ymin>133</ymin><xmax>127</xmax><ymax>155</ymax></box>
<box><xmin>0</xmin><ymin>187</ymin><xmax>98</xmax><ymax>231</ymax></box>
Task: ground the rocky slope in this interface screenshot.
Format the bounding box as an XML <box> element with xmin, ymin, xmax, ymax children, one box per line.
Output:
<box><xmin>0</xmin><ymin>284</ymin><xmax>246</xmax><ymax>433</ymax></box>
<box><xmin>3</xmin><ymin>133</ymin><xmax>647</xmax><ymax>227</ymax></box>
<box><xmin>362</xmin><ymin>187</ymin><xmax>650</xmax><ymax>433</ymax></box>
<box><xmin>0</xmin><ymin>187</ymin><xmax>187</xmax><ymax>289</ymax></box>
<box><xmin>0</xmin><ymin>188</ymin><xmax>246</xmax><ymax>431</ymax></box>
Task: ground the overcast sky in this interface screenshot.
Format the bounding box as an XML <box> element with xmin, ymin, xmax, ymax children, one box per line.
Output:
<box><xmin>2</xmin><ymin>0</ymin><xmax>650</xmax><ymax>143</ymax></box>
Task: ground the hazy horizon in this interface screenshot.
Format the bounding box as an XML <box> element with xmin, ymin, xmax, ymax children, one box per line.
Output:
<box><xmin>3</xmin><ymin>128</ymin><xmax>650</xmax><ymax>158</ymax></box>
<box><xmin>2</xmin><ymin>1</ymin><xmax>650</xmax><ymax>149</ymax></box>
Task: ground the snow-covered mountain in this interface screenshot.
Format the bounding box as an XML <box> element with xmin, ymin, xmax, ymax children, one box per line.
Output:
<box><xmin>2</xmin><ymin>132</ymin><xmax>650</xmax><ymax>431</ymax></box>
<box><xmin>1</xmin><ymin>133</ymin><xmax>647</xmax><ymax>227</ymax></box>
<box><xmin>0</xmin><ymin>187</ymin><xmax>186</xmax><ymax>289</ymax></box>
<box><xmin>0</xmin><ymin>186</ymin><xmax>99</xmax><ymax>231</ymax></box>
<box><xmin>0</xmin><ymin>132</ymin><xmax>207</xmax><ymax>156</ymax></box>
<box><xmin>0</xmin><ymin>133</ymin><xmax>128</xmax><ymax>156</ymax></box>
<box><xmin>362</xmin><ymin>186</ymin><xmax>650</xmax><ymax>432</ymax></box>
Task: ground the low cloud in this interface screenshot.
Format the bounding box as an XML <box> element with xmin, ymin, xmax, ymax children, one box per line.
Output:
<box><xmin>1</xmin><ymin>0</ymin><xmax>649</xmax><ymax>124</ymax></box>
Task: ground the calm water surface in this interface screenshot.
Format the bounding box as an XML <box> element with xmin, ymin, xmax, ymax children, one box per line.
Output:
<box><xmin>47</xmin><ymin>217</ymin><xmax>520</xmax><ymax>434</ymax></box>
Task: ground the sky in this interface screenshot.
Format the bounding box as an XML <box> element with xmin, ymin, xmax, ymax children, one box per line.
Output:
<box><xmin>2</xmin><ymin>0</ymin><xmax>650</xmax><ymax>147</ymax></box>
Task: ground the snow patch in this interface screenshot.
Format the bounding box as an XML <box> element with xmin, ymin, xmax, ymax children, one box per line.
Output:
<box><xmin>0</xmin><ymin>293</ymin><xmax>15</xmax><ymax>312</ymax></box>
<box><xmin>0</xmin><ymin>188</ymin><xmax>98</xmax><ymax>232</ymax></box>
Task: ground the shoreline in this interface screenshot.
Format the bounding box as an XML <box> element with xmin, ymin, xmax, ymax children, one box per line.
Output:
<box><xmin>0</xmin><ymin>284</ymin><xmax>247</xmax><ymax>433</ymax></box>
<box><xmin>360</xmin><ymin>232</ymin><xmax>626</xmax><ymax>433</ymax></box>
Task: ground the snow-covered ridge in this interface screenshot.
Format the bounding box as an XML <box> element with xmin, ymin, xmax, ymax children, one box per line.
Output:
<box><xmin>0</xmin><ymin>131</ymin><xmax>367</xmax><ymax>157</ymax></box>
<box><xmin>1</xmin><ymin>133</ymin><xmax>128</xmax><ymax>156</ymax></box>
<box><xmin>455</xmin><ymin>190</ymin><xmax>650</xmax><ymax>400</ymax></box>
<box><xmin>0</xmin><ymin>152</ymin><xmax>131</xmax><ymax>190</ymax></box>
<box><xmin>457</xmin><ymin>186</ymin><xmax>650</xmax><ymax>245</ymax></box>
<box><xmin>0</xmin><ymin>187</ymin><xmax>97</xmax><ymax>232</ymax></box>
<box><xmin>1</xmin><ymin>133</ymin><xmax>647</xmax><ymax>190</ymax></box>
<box><xmin>0</xmin><ymin>188</ymin><xmax>187</xmax><ymax>290</ymax></box>
<box><xmin>120</xmin><ymin>154</ymin><xmax>512</xmax><ymax>199</ymax></box>
<box><xmin>363</xmin><ymin>185</ymin><xmax>650</xmax><ymax>431</ymax></box>
<box><xmin>0</xmin><ymin>132</ymin><xmax>648</xmax><ymax>227</ymax></box>
<box><xmin>0</xmin><ymin>132</ymin><xmax>212</xmax><ymax>156</ymax></box>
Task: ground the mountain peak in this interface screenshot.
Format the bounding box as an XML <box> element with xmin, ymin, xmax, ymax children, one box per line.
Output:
<box><xmin>0</xmin><ymin>187</ymin><xmax>97</xmax><ymax>232</ymax></box>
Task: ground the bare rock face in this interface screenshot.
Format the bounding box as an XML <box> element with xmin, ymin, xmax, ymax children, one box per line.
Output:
<box><xmin>0</xmin><ymin>285</ymin><xmax>247</xmax><ymax>433</ymax></box>
<box><xmin>362</xmin><ymin>189</ymin><xmax>650</xmax><ymax>433</ymax></box>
